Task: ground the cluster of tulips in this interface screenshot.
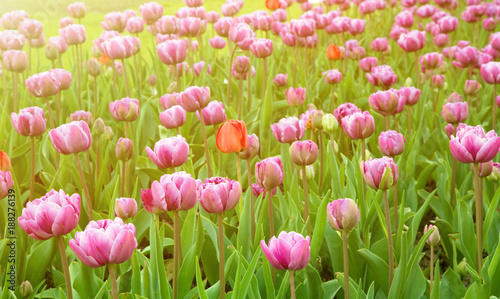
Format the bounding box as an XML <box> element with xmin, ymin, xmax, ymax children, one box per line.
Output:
<box><xmin>2</xmin><ymin>0</ymin><xmax>500</xmax><ymax>298</ymax></box>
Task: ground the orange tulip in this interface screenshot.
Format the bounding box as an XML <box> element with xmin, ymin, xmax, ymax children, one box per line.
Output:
<box><xmin>0</xmin><ymin>151</ymin><xmax>11</xmax><ymax>172</ymax></box>
<box><xmin>265</xmin><ymin>0</ymin><xmax>281</xmax><ymax>10</ymax></box>
<box><xmin>99</xmin><ymin>52</ymin><xmax>112</xmax><ymax>65</ymax></box>
<box><xmin>327</xmin><ymin>44</ymin><xmax>342</xmax><ymax>60</ymax></box>
<box><xmin>216</xmin><ymin>120</ymin><xmax>250</xmax><ymax>153</ymax></box>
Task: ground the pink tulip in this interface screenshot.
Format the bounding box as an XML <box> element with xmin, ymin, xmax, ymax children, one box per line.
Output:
<box><xmin>59</xmin><ymin>24</ymin><xmax>86</xmax><ymax>45</ymax></box>
<box><xmin>114</xmin><ymin>197</ymin><xmax>137</xmax><ymax>219</ymax></box>
<box><xmin>489</xmin><ymin>162</ymin><xmax>500</xmax><ymax>181</ymax></box>
<box><xmin>48</xmin><ymin>36</ymin><xmax>68</xmax><ymax>54</ymax></box>
<box><xmin>480</xmin><ymin>61</ymin><xmax>500</xmax><ymax>84</ymax></box>
<box><xmin>209</xmin><ymin>36</ymin><xmax>226</xmax><ymax>49</ymax></box>
<box><xmin>140</xmin><ymin>2</ymin><xmax>164</xmax><ymax>25</ymax></box>
<box><xmin>19</xmin><ymin>19</ymin><xmax>43</xmax><ymax>39</ymax></box>
<box><xmin>146</xmin><ymin>136</ymin><xmax>188</xmax><ymax>169</ymax></box>
<box><xmin>349</xmin><ymin>19</ymin><xmax>365</xmax><ymax>35</ymax></box>
<box><xmin>389</xmin><ymin>25</ymin><xmax>408</xmax><ymax>41</ymax></box>
<box><xmin>69</xmin><ymin>110</ymin><xmax>93</xmax><ymax>127</ymax></box>
<box><xmin>326</xmin><ymin>16</ymin><xmax>350</xmax><ymax>34</ymax></box>
<box><xmin>273</xmin><ymin>73</ymin><xmax>288</xmax><ymax>86</ymax></box>
<box><xmin>11</xmin><ymin>107</ymin><xmax>46</xmax><ymax>137</ymax></box>
<box><xmin>378</xmin><ymin>130</ymin><xmax>405</xmax><ymax>157</ymax></box>
<box><xmin>260</xmin><ymin>231</ymin><xmax>310</xmax><ymax>271</ymax></box>
<box><xmin>59</xmin><ymin>17</ymin><xmax>74</xmax><ymax>28</ymax></box>
<box><xmin>178</xmin><ymin>86</ymin><xmax>210</xmax><ymax>112</ymax></box>
<box><xmin>449</xmin><ymin>125</ymin><xmax>500</xmax><ymax>163</ymax></box>
<box><xmin>361</xmin><ymin>157</ymin><xmax>399</xmax><ymax>190</ymax></box>
<box><xmin>126</xmin><ymin>17</ymin><xmax>145</xmax><ymax>34</ymax></box>
<box><xmin>470</xmin><ymin>161</ymin><xmax>494</xmax><ymax>178</ymax></box>
<box><xmin>157</xmin><ymin>40</ymin><xmax>187</xmax><ymax>65</ymax></box>
<box><xmin>184</xmin><ymin>0</ymin><xmax>203</xmax><ymax>7</ymax></box>
<box><xmin>286</xmin><ymin>87</ymin><xmax>306</xmax><ymax>106</ymax></box>
<box><xmin>18</xmin><ymin>189</ymin><xmax>80</xmax><ymax>240</ymax></box>
<box><xmin>371</xmin><ymin>38</ymin><xmax>389</xmax><ymax>52</ymax></box>
<box><xmin>334</xmin><ymin>103</ymin><xmax>361</xmax><ymax>123</ymax></box>
<box><xmin>67</xmin><ymin>2</ymin><xmax>86</xmax><ymax>19</ymax></box>
<box><xmin>109</xmin><ymin>98</ymin><xmax>140</xmax><ymax>122</ymax></box>
<box><xmin>93</xmin><ymin>30</ymin><xmax>121</xmax><ymax>52</ymax></box>
<box><xmin>26</xmin><ymin>71</ymin><xmax>60</xmax><ymax>98</ymax></box>
<box><xmin>49</xmin><ymin>121</ymin><xmax>91</xmax><ymax>155</ymax></box>
<box><xmin>115</xmin><ymin>137</ymin><xmax>133</xmax><ymax>161</ymax></box>
<box><xmin>178</xmin><ymin>17</ymin><xmax>202</xmax><ymax>37</ymax></box>
<box><xmin>395</xmin><ymin>10</ymin><xmax>414</xmax><ymax>28</ymax></box>
<box><xmin>359</xmin><ymin>57</ymin><xmax>379</xmax><ymax>73</ymax></box>
<box><xmin>367</xmin><ymin>65</ymin><xmax>397</xmax><ymax>88</ymax></box>
<box><xmin>0</xmin><ymin>30</ymin><xmax>25</xmax><ymax>51</ymax></box>
<box><xmin>420</xmin><ymin>52</ymin><xmax>443</xmax><ymax>71</ymax></box>
<box><xmin>437</xmin><ymin>16</ymin><xmax>458</xmax><ymax>33</ymax></box>
<box><xmin>397</xmin><ymin>30</ymin><xmax>426</xmax><ymax>52</ymax></box>
<box><xmin>49</xmin><ymin>68</ymin><xmax>72</xmax><ymax>90</ymax></box>
<box><xmin>1</xmin><ymin>10</ymin><xmax>29</xmax><ymax>30</ymax></box>
<box><xmin>453</xmin><ymin>46</ymin><xmax>480</xmax><ymax>69</ymax></box>
<box><xmin>323</xmin><ymin>69</ymin><xmax>342</xmax><ymax>85</ymax></box>
<box><xmin>101</xmin><ymin>12</ymin><xmax>127</xmax><ymax>32</ymax></box>
<box><xmin>491</xmin><ymin>32</ymin><xmax>500</xmax><ymax>51</ymax></box>
<box><xmin>192</xmin><ymin>61</ymin><xmax>211</xmax><ymax>77</ymax></box>
<box><xmin>229</xmin><ymin>23</ymin><xmax>255</xmax><ymax>50</ymax></box>
<box><xmin>198</xmin><ymin>177</ymin><xmax>241</xmax><ymax>213</ymax></box>
<box><xmin>101</xmin><ymin>36</ymin><xmax>137</xmax><ymax>60</ymax></box>
<box><xmin>221</xmin><ymin>3</ymin><xmax>240</xmax><ymax>17</ymax></box>
<box><xmin>69</xmin><ymin>218</ymin><xmax>137</xmax><ymax>268</ymax></box>
<box><xmin>160</xmin><ymin>92</ymin><xmax>181</xmax><ymax>110</ymax></box>
<box><xmin>291</xmin><ymin>19</ymin><xmax>316</xmax><ymax>37</ymax></box>
<box><xmin>464</xmin><ymin>80</ymin><xmax>481</xmax><ymax>96</ymax></box>
<box><xmin>214</xmin><ymin>17</ymin><xmax>234</xmax><ymax>37</ymax></box>
<box><xmin>255</xmin><ymin>156</ymin><xmax>284</xmax><ymax>190</ymax></box>
<box><xmin>250</xmin><ymin>38</ymin><xmax>273</xmax><ymax>58</ymax></box>
<box><xmin>416</xmin><ymin>5</ymin><xmax>437</xmax><ymax>18</ymax></box>
<box><xmin>327</xmin><ymin>198</ymin><xmax>360</xmax><ymax>232</ymax></box>
<box><xmin>359</xmin><ymin>0</ymin><xmax>377</xmax><ymax>14</ymax></box>
<box><xmin>195</xmin><ymin>100</ymin><xmax>226</xmax><ymax>126</ymax></box>
<box><xmin>271</xmin><ymin>9</ymin><xmax>287</xmax><ymax>22</ymax></box>
<box><xmin>240</xmin><ymin>134</ymin><xmax>259</xmax><ymax>160</ymax></box>
<box><xmin>233</xmin><ymin>56</ymin><xmax>250</xmax><ymax>74</ymax></box>
<box><xmin>433</xmin><ymin>33</ymin><xmax>448</xmax><ymax>47</ymax></box>
<box><xmin>147</xmin><ymin>172</ymin><xmax>199</xmax><ymax>212</ymax></box>
<box><xmin>2</xmin><ymin>50</ymin><xmax>27</xmax><ymax>72</ymax></box>
<box><xmin>290</xmin><ymin>140</ymin><xmax>318</xmax><ymax>166</ymax></box>
<box><xmin>207</xmin><ymin>11</ymin><xmax>219</xmax><ymax>23</ymax></box>
<box><xmin>398</xmin><ymin>86</ymin><xmax>421</xmax><ymax>106</ymax></box>
<box><xmin>0</xmin><ymin>171</ymin><xmax>14</xmax><ymax>199</ymax></box>
<box><xmin>431</xmin><ymin>74</ymin><xmax>445</xmax><ymax>88</ymax></box>
<box><xmin>341</xmin><ymin>111</ymin><xmax>375</xmax><ymax>140</ymax></box>
<box><xmin>252</xmin><ymin>183</ymin><xmax>277</xmax><ymax>198</ymax></box>
<box><xmin>369</xmin><ymin>90</ymin><xmax>400</xmax><ymax>116</ymax></box>
<box><xmin>271</xmin><ymin>117</ymin><xmax>305</xmax><ymax>143</ymax></box>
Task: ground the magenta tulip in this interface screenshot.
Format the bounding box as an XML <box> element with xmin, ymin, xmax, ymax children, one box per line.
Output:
<box><xmin>198</xmin><ymin>177</ymin><xmax>241</xmax><ymax>214</ymax></box>
<box><xmin>449</xmin><ymin>125</ymin><xmax>500</xmax><ymax>163</ymax></box>
<box><xmin>11</xmin><ymin>106</ymin><xmax>46</xmax><ymax>137</ymax></box>
<box><xmin>361</xmin><ymin>157</ymin><xmax>399</xmax><ymax>191</ymax></box>
<box><xmin>326</xmin><ymin>198</ymin><xmax>360</xmax><ymax>232</ymax></box>
<box><xmin>260</xmin><ymin>231</ymin><xmax>310</xmax><ymax>271</ymax></box>
<box><xmin>114</xmin><ymin>198</ymin><xmax>137</xmax><ymax>219</ymax></box>
<box><xmin>271</xmin><ymin>117</ymin><xmax>305</xmax><ymax>143</ymax></box>
<box><xmin>49</xmin><ymin>121</ymin><xmax>91</xmax><ymax>155</ymax></box>
<box><xmin>146</xmin><ymin>136</ymin><xmax>189</xmax><ymax>169</ymax></box>
<box><xmin>378</xmin><ymin>130</ymin><xmax>405</xmax><ymax>157</ymax></box>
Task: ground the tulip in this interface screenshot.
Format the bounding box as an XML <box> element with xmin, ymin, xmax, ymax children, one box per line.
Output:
<box><xmin>437</xmin><ymin>16</ymin><xmax>458</xmax><ymax>33</ymax></box>
<box><xmin>326</xmin><ymin>44</ymin><xmax>342</xmax><ymax>60</ymax></box>
<box><xmin>398</xmin><ymin>86</ymin><xmax>421</xmax><ymax>106</ymax></box>
<box><xmin>261</xmin><ymin>231</ymin><xmax>310</xmax><ymax>299</ymax></box>
<box><xmin>239</xmin><ymin>134</ymin><xmax>259</xmax><ymax>160</ymax></box>
<box><xmin>49</xmin><ymin>68</ymin><xmax>72</xmax><ymax>90</ymax></box>
<box><xmin>2</xmin><ymin>50</ymin><xmax>27</xmax><ymax>73</ymax></box>
<box><xmin>371</xmin><ymin>38</ymin><xmax>389</xmax><ymax>52</ymax></box>
<box><xmin>0</xmin><ymin>30</ymin><xmax>25</xmax><ymax>51</ymax></box>
<box><xmin>368</xmin><ymin>90</ymin><xmax>401</xmax><ymax>128</ymax></box>
<box><xmin>209</xmin><ymin>36</ymin><xmax>226</xmax><ymax>49</ymax></box>
<box><xmin>424</xmin><ymin>224</ymin><xmax>440</xmax><ymax>293</ymax></box>
<box><xmin>290</xmin><ymin>140</ymin><xmax>318</xmax><ymax>166</ymax></box>
<box><xmin>140</xmin><ymin>2</ymin><xmax>164</xmax><ymax>25</ymax></box>
<box><xmin>488</xmin><ymin>162</ymin><xmax>500</xmax><ymax>182</ymax></box>
<box><xmin>59</xmin><ymin>17</ymin><xmax>74</xmax><ymax>28</ymax></box>
<box><xmin>433</xmin><ymin>34</ymin><xmax>448</xmax><ymax>47</ymax></box>
<box><xmin>25</xmin><ymin>71</ymin><xmax>61</xmax><ymax>126</ymax></box>
<box><xmin>340</xmin><ymin>111</ymin><xmax>375</xmax><ymax>141</ymax></box>
<box><xmin>232</xmin><ymin>56</ymin><xmax>250</xmax><ymax>74</ymax></box>
<box><xmin>228</xmin><ymin>23</ymin><xmax>255</xmax><ymax>49</ymax></box>
<box><xmin>157</xmin><ymin>39</ymin><xmax>187</xmax><ymax>75</ymax></box>
<box><xmin>146</xmin><ymin>136</ymin><xmax>189</xmax><ymax>169</ymax></box>
<box><xmin>327</xmin><ymin>198</ymin><xmax>360</xmax><ymax>232</ymax></box>
<box><xmin>126</xmin><ymin>17</ymin><xmax>144</xmax><ymax>33</ymax></box>
<box><xmin>273</xmin><ymin>73</ymin><xmax>288</xmax><ymax>87</ymax></box>
<box><xmin>11</xmin><ymin>106</ymin><xmax>46</xmax><ymax>137</ymax></box>
<box><xmin>196</xmin><ymin>101</ymin><xmax>226</xmax><ymax>126</ymax></box>
<box><xmin>0</xmin><ymin>171</ymin><xmax>14</xmax><ymax>199</ymax></box>
<box><xmin>115</xmin><ymin>138</ymin><xmax>133</xmax><ymax>162</ymax></box>
<box><xmin>0</xmin><ymin>152</ymin><xmax>10</xmax><ymax>172</ymax></box>
<box><xmin>378</xmin><ymin>130</ymin><xmax>405</xmax><ymax>157</ymax></box>
<box><xmin>359</xmin><ymin>57</ymin><xmax>378</xmax><ymax>73</ymax></box>
<box><xmin>216</xmin><ymin>120</ymin><xmax>249</xmax><ymax>153</ymax></box>
<box><xmin>441</xmin><ymin>102</ymin><xmax>468</xmax><ymax>124</ymax></box>
<box><xmin>255</xmin><ymin>156</ymin><xmax>284</xmax><ymax>191</ymax></box>
<box><xmin>286</xmin><ymin>87</ymin><xmax>306</xmax><ymax>107</ymax></box>
<box><xmin>158</xmin><ymin>105</ymin><xmax>186</xmax><ymax>131</ymax></box>
<box><xmin>271</xmin><ymin>117</ymin><xmax>305</xmax><ymax>144</ymax></box>
<box><xmin>59</xmin><ymin>24</ymin><xmax>86</xmax><ymax>45</ymax></box>
<box><xmin>114</xmin><ymin>197</ymin><xmax>137</xmax><ymax>220</ymax></box>
<box><xmin>323</xmin><ymin>69</ymin><xmax>342</xmax><ymax>85</ymax></box>
<box><xmin>20</xmin><ymin>281</ymin><xmax>32</xmax><ymax>297</ymax></box>
<box><xmin>0</xmin><ymin>10</ymin><xmax>29</xmax><ymax>30</ymax></box>
<box><xmin>49</xmin><ymin>121</ymin><xmax>91</xmax><ymax>155</ymax></box>
<box><xmin>395</xmin><ymin>10</ymin><xmax>414</xmax><ymax>28</ymax></box>
<box><xmin>453</xmin><ymin>46</ymin><xmax>480</xmax><ymax>69</ymax></box>
<box><xmin>109</xmin><ymin>98</ymin><xmax>140</xmax><ymax>125</ymax></box>
<box><xmin>449</xmin><ymin>125</ymin><xmax>500</xmax><ymax>164</ymax></box>
<box><xmin>178</xmin><ymin>86</ymin><xmax>210</xmax><ymax>112</ymax></box>
<box><xmin>159</xmin><ymin>92</ymin><xmax>181</xmax><ymax>110</ymax></box>
<box><xmin>367</xmin><ymin>65</ymin><xmax>397</xmax><ymax>88</ymax></box>
<box><xmin>67</xmin><ymin>2</ymin><xmax>86</xmax><ymax>19</ymax></box>
<box><xmin>464</xmin><ymin>80</ymin><xmax>481</xmax><ymax>96</ymax></box>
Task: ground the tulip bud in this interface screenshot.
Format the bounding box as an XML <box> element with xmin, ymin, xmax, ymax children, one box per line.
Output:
<box><xmin>488</xmin><ymin>163</ymin><xmax>500</xmax><ymax>182</ymax></box>
<box><xmin>311</xmin><ymin>110</ymin><xmax>324</xmax><ymax>130</ymax></box>
<box><xmin>470</xmin><ymin>161</ymin><xmax>493</xmax><ymax>178</ymax></box>
<box><xmin>378</xmin><ymin>130</ymin><xmax>405</xmax><ymax>157</ymax></box>
<box><xmin>239</xmin><ymin>134</ymin><xmax>259</xmax><ymax>160</ymax></box>
<box><xmin>20</xmin><ymin>281</ymin><xmax>33</xmax><ymax>297</ymax></box>
<box><xmin>115</xmin><ymin>138</ymin><xmax>133</xmax><ymax>161</ymax></box>
<box><xmin>255</xmin><ymin>156</ymin><xmax>284</xmax><ymax>190</ymax></box>
<box><xmin>0</xmin><ymin>151</ymin><xmax>11</xmax><ymax>172</ymax></box>
<box><xmin>149</xmin><ymin>74</ymin><xmax>157</xmax><ymax>86</ymax></box>
<box><xmin>168</xmin><ymin>81</ymin><xmax>177</xmax><ymax>93</ymax></box>
<box><xmin>303</xmin><ymin>164</ymin><xmax>315</xmax><ymax>180</ymax></box>
<box><xmin>115</xmin><ymin>197</ymin><xmax>137</xmax><ymax>219</ymax></box>
<box><xmin>290</xmin><ymin>140</ymin><xmax>318</xmax><ymax>166</ymax></box>
<box><xmin>331</xmin><ymin>140</ymin><xmax>339</xmax><ymax>153</ymax></box>
<box><xmin>91</xmin><ymin>45</ymin><xmax>101</xmax><ymax>57</ymax></box>
<box><xmin>424</xmin><ymin>224</ymin><xmax>440</xmax><ymax>246</ymax></box>
<box><xmin>103</xmin><ymin>126</ymin><xmax>114</xmax><ymax>139</ymax></box>
<box><xmin>322</xmin><ymin>113</ymin><xmax>338</xmax><ymax>134</ymax></box>
<box><xmin>93</xmin><ymin>118</ymin><xmax>105</xmax><ymax>136</ymax></box>
<box><xmin>361</xmin><ymin>157</ymin><xmax>398</xmax><ymax>191</ymax></box>
<box><xmin>404</xmin><ymin>77</ymin><xmax>414</xmax><ymax>87</ymax></box>
<box><xmin>327</xmin><ymin>198</ymin><xmax>360</xmax><ymax>232</ymax></box>
<box><xmin>464</xmin><ymin>80</ymin><xmax>481</xmax><ymax>96</ymax></box>
<box><xmin>457</xmin><ymin>258</ymin><xmax>468</xmax><ymax>276</ymax></box>
<box><xmin>45</xmin><ymin>44</ymin><xmax>59</xmax><ymax>61</ymax></box>
<box><xmin>87</xmin><ymin>58</ymin><xmax>102</xmax><ymax>77</ymax></box>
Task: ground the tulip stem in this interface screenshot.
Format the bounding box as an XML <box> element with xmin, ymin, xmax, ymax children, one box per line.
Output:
<box><xmin>28</xmin><ymin>40</ymin><xmax>31</xmax><ymax>72</ymax></box>
<box><xmin>393</xmin><ymin>183</ymin><xmax>399</xmax><ymax>231</ymax></box>
<box><xmin>430</xmin><ymin>244</ymin><xmax>434</xmax><ymax>296</ymax></box>
<box><xmin>385</xmin><ymin>115</ymin><xmax>390</xmax><ymax>131</ymax></box>
<box><xmin>226</xmin><ymin>47</ymin><xmax>237</xmax><ymax>103</ymax></box>
<box><xmin>342</xmin><ymin>230</ymin><xmax>349</xmax><ymax>299</ymax></box>
<box><xmin>56</xmin><ymin>236</ymin><xmax>73</xmax><ymax>299</ymax></box>
<box><xmin>93</xmin><ymin>78</ymin><xmax>98</xmax><ymax>117</ymax></box>
<box><xmin>108</xmin><ymin>264</ymin><xmax>119</xmax><ymax>299</ymax></box>
<box><xmin>289</xmin><ymin>270</ymin><xmax>296</xmax><ymax>299</ymax></box>
<box><xmin>96</xmin><ymin>138</ymin><xmax>100</xmax><ymax>179</ymax></box>
<box><xmin>451</xmin><ymin>156</ymin><xmax>457</xmax><ymax>209</ymax></box>
<box><xmin>121</xmin><ymin>161</ymin><xmax>126</xmax><ymax>197</ymax></box>
<box><xmin>493</xmin><ymin>84</ymin><xmax>497</xmax><ymax>131</ymax></box>
<box><xmin>473</xmin><ymin>163</ymin><xmax>483</xmax><ymax>274</ymax></box>
<box><xmin>75</xmin><ymin>153</ymin><xmax>93</xmax><ymax>221</ymax></box>
<box><xmin>30</xmin><ymin>137</ymin><xmax>35</xmax><ymax>201</ymax></box>
<box><xmin>262</xmin><ymin>57</ymin><xmax>268</xmax><ymax>99</ymax></box>
<box><xmin>45</xmin><ymin>97</ymin><xmax>55</xmax><ymax>129</ymax></box>
<box><xmin>247</xmin><ymin>69</ymin><xmax>252</xmax><ymax>112</ymax></box>
<box><xmin>12</xmin><ymin>72</ymin><xmax>18</xmax><ymax>112</ymax></box>
<box><xmin>407</xmin><ymin>107</ymin><xmax>412</xmax><ymax>136</ymax></box>
<box><xmin>301</xmin><ymin>165</ymin><xmax>310</xmax><ymax>236</ymax></box>
<box><xmin>414</xmin><ymin>51</ymin><xmax>419</xmax><ymax>88</ymax></box>
<box><xmin>56</xmin><ymin>92</ymin><xmax>62</xmax><ymax>126</ymax></box>
<box><xmin>331</xmin><ymin>86</ymin><xmax>336</xmax><ymax>112</ymax></box>
<box><xmin>267</xmin><ymin>189</ymin><xmax>275</xmax><ymax>239</ymax></box>
<box><xmin>76</xmin><ymin>45</ymin><xmax>82</xmax><ymax>109</ymax></box>
<box><xmin>121</xmin><ymin>59</ymin><xmax>131</xmax><ymax>97</ymax></box>
<box><xmin>173</xmin><ymin>211</ymin><xmax>181</xmax><ymax>299</ymax></box>
<box><xmin>198</xmin><ymin>110</ymin><xmax>213</xmax><ymax>177</ymax></box>
<box><xmin>218</xmin><ymin>213</ymin><xmax>225</xmax><ymax>299</ymax></box>
<box><xmin>246</xmin><ymin>159</ymin><xmax>255</xmax><ymax>238</ymax></box>
<box><xmin>360</xmin><ymin>139</ymin><xmax>367</xmax><ymax>241</ymax></box>
<box><xmin>383</xmin><ymin>190</ymin><xmax>394</xmax><ymax>288</ymax></box>
<box><xmin>238</xmin><ymin>77</ymin><xmax>243</xmax><ymax>119</ymax></box>
<box><xmin>319</xmin><ymin>131</ymin><xmax>324</xmax><ymax>191</ymax></box>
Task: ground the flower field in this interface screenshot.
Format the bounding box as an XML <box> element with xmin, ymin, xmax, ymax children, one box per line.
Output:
<box><xmin>1</xmin><ymin>0</ymin><xmax>500</xmax><ymax>298</ymax></box>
